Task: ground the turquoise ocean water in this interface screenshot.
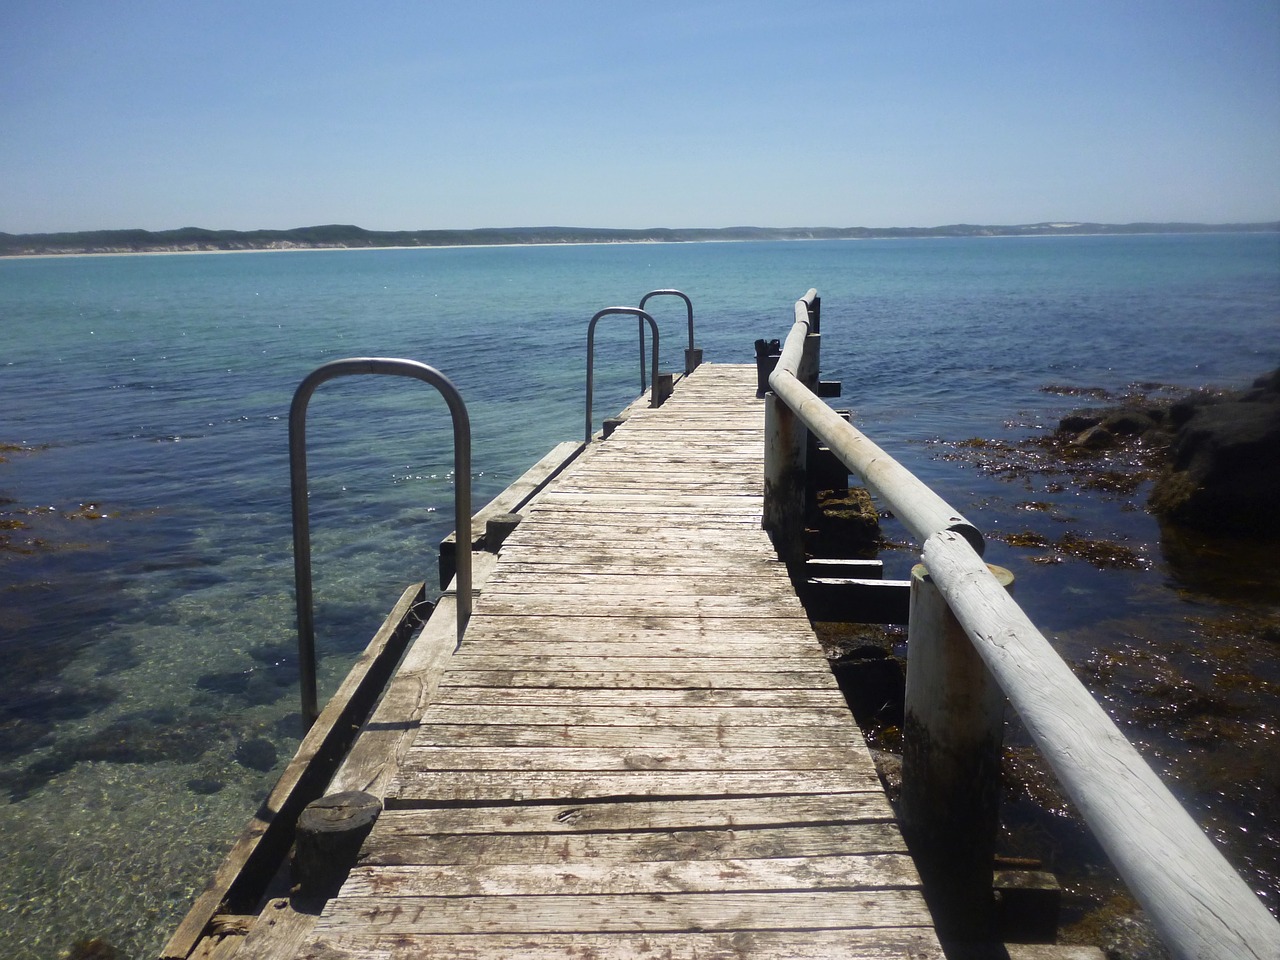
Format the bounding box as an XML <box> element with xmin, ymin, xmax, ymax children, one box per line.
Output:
<box><xmin>1</xmin><ymin>235</ymin><xmax>1278</xmax><ymax>956</ymax></box>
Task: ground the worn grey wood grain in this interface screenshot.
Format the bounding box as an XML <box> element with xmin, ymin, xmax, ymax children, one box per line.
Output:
<box><xmin>291</xmin><ymin>364</ymin><xmax>939</xmax><ymax>959</ymax></box>
<box><xmin>358</xmin><ymin>822</ymin><xmax>911</xmax><ymax>867</ymax></box>
<box><xmin>443</xmin><ymin>655</ymin><xmax>832</xmax><ymax>673</ymax></box>
<box><xmin>408</xmin><ymin>723</ymin><xmax>863</xmax><ymax>749</ymax></box>
<box><xmin>399</xmin><ymin>745</ymin><xmax>869</xmax><ymax>772</ymax></box>
<box><xmin>297</xmin><ymin>928</ymin><xmax>944</xmax><ymax>960</ymax></box>
<box><xmin>308</xmin><ymin>889</ymin><xmax>933</xmax><ymax>934</ymax></box>
<box><xmin>431</xmin><ymin>688</ymin><xmax>849</xmax><ymax>708</ymax></box>
<box><xmin>369</xmin><ymin>794</ymin><xmax>897</xmax><ymax>835</ymax></box>
<box><xmin>417</xmin><ymin>704</ymin><xmax>857</xmax><ymax>728</ymax></box>
<box><xmin>460</xmin><ymin>615</ymin><xmax>818</xmax><ymax>641</ymax></box>
<box><xmin>339</xmin><ymin>853</ymin><xmax>922</xmax><ymax>897</ymax></box>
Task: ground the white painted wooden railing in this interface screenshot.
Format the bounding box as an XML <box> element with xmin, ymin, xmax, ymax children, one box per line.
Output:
<box><xmin>763</xmin><ymin>289</ymin><xmax>1280</xmax><ymax>959</ymax></box>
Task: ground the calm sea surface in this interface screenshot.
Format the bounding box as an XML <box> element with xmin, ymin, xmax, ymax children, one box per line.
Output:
<box><xmin>1</xmin><ymin>235</ymin><xmax>1278</xmax><ymax>956</ymax></box>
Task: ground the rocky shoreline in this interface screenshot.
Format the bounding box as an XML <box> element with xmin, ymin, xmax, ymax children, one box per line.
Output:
<box><xmin>1053</xmin><ymin>368</ymin><xmax>1280</xmax><ymax>536</ymax></box>
<box><xmin>810</xmin><ymin>370</ymin><xmax>1280</xmax><ymax>959</ymax></box>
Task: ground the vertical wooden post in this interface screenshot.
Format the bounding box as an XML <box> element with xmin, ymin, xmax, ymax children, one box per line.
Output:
<box><xmin>762</xmin><ymin>390</ymin><xmax>807</xmax><ymax>564</ymax></box>
<box><xmin>652</xmin><ymin>372</ymin><xmax>674</xmax><ymax>406</ymax></box>
<box><xmin>684</xmin><ymin>347</ymin><xmax>703</xmax><ymax>375</ymax></box>
<box><xmin>799</xmin><ymin>332</ymin><xmax>821</xmax><ymax>391</ymax></box>
<box><xmin>900</xmin><ymin>561</ymin><xmax>1014</xmax><ymax>943</ymax></box>
<box><xmin>807</xmin><ymin>293</ymin><xmax>821</xmax><ymax>333</ymax></box>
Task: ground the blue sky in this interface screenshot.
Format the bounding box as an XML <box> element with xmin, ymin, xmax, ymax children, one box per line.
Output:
<box><xmin>2</xmin><ymin>1</ymin><xmax>1278</xmax><ymax>232</ymax></box>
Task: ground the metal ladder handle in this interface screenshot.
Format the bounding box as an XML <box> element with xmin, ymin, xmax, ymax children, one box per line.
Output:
<box><xmin>585</xmin><ymin>307</ymin><xmax>659</xmax><ymax>443</ymax></box>
<box><xmin>639</xmin><ymin>289</ymin><xmax>695</xmax><ymax>375</ymax></box>
<box><xmin>289</xmin><ymin>357</ymin><xmax>472</xmax><ymax>730</ymax></box>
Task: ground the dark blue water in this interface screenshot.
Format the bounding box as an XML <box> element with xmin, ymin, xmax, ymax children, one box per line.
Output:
<box><xmin>1</xmin><ymin>235</ymin><xmax>1277</xmax><ymax>956</ymax></box>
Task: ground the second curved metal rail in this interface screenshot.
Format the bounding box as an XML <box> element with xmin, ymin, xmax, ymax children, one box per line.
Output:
<box><xmin>585</xmin><ymin>307</ymin><xmax>659</xmax><ymax>442</ymax></box>
<box><xmin>289</xmin><ymin>357</ymin><xmax>472</xmax><ymax>729</ymax></box>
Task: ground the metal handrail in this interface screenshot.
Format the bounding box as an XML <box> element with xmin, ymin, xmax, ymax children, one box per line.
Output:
<box><xmin>765</xmin><ymin>289</ymin><xmax>1280</xmax><ymax>959</ymax></box>
<box><xmin>585</xmin><ymin>307</ymin><xmax>658</xmax><ymax>442</ymax></box>
<box><xmin>289</xmin><ymin>358</ymin><xmax>472</xmax><ymax>730</ymax></box>
<box><xmin>769</xmin><ymin>291</ymin><xmax>984</xmax><ymax>553</ymax></box>
<box><xmin>639</xmin><ymin>289</ymin><xmax>698</xmax><ymax>376</ymax></box>
<box><xmin>922</xmin><ymin>529</ymin><xmax>1280</xmax><ymax>959</ymax></box>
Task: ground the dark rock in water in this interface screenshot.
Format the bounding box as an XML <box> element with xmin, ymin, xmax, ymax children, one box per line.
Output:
<box><xmin>1093</xmin><ymin>912</ymin><xmax>1170</xmax><ymax>960</ymax></box>
<box><xmin>233</xmin><ymin>736</ymin><xmax>278</xmax><ymax>772</ymax></box>
<box><xmin>1072</xmin><ymin>423</ymin><xmax>1116</xmax><ymax>450</ymax></box>
<box><xmin>870</xmin><ymin>749</ymin><xmax>903</xmax><ymax>802</ymax></box>
<box><xmin>1103</xmin><ymin>409</ymin><xmax>1159</xmax><ymax>436</ymax></box>
<box><xmin>66</xmin><ymin>938</ymin><xmax>119</xmax><ymax>960</ymax></box>
<box><xmin>186</xmin><ymin>777</ymin><xmax>224</xmax><ymax>795</ymax></box>
<box><xmin>1150</xmin><ymin>368</ymin><xmax>1280</xmax><ymax>536</ymax></box>
<box><xmin>196</xmin><ymin>658</ymin><xmax>295</xmax><ymax>706</ymax></box>
<box><xmin>1057</xmin><ymin>412</ymin><xmax>1103</xmax><ymax>434</ymax></box>
<box><xmin>830</xmin><ymin>645</ymin><xmax>905</xmax><ymax>727</ymax></box>
<box><xmin>809</xmin><ymin>487</ymin><xmax>882</xmax><ymax>559</ymax></box>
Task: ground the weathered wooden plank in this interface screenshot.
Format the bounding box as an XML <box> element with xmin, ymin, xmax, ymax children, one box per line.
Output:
<box><xmin>295</xmin><ymin>928</ymin><xmax>944</xmax><ymax>960</ymax></box>
<box><xmin>360</xmin><ymin>822</ymin><xmax>909</xmax><ymax>866</ymax></box>
<box><xmin>476</xmin><ymin>593</ymin><xmax>803</xmax><ymax>616</ymax></box>
<box><xmin>506</xmin><ymin>519</ymin><xmax>769</xmax><ymax>535</ymax></box>
<box><xmin>440</xmin><ymin>670</ymin><xmax>839</xmax><ymax>689</ymax></box>
<box><xmin>459</xmin><ymin>638</ymin><xmax>819</xmax><ymax>658</ymax></box>
<box><xmin>487</xmin><ymin>558</ymin><xmax>783</xmax><ymax>576</ymax></box>
<box><xmin>451</xmin><ymin>640</ymin><xmax>826</xmax><ymax>660</ymax></box>
<box><xmin>308</xmin><ymin>890</ymin><xmax>933</xmax><ymax>934</ymax></box>
<box><xmin>481</xmin><ymin>573</ymin><xmax>798</xmax><ymax>597</ymax></box>
<box><xmin>474</xmin><ymin>594</ymin><xmax>808</xmax><ymax>617</ymax></box>
<box><xmin>232</xmin><ymin>898</ymin><xmax>320</xmax><ymax>960</ymax></box>
<box><xmin>509</xmin><ymin>519</ymin><xmax>775</xmax><ymax>538</ymax></box>
<box><xmin>409</xmin><ymin>723</ymin><xmax>861</xmax><ymax>749</ymax></box>
<box><xmin>418</xmin><ymin>704</ymin><xmax>856</xmax><ymax>728</ymax></box>
<box><xmin>510</xmin><ymin>523</ymin><xmax>769</xmax><ymax>538</ymax></box>
<box><xmin>552</xmin><ymin>472</ymin><xmax>762</xmax><ymax>485</ymax></box>
<box><xmin>431</xmin><ymin>688</ymin><xmax>849</xmax><ymax>709</ymax></box>
<box><xmin>400</xmin><ymin>745</ymin><xmax>867</xmax><ymax>771</ymax></box>
<box><xmin>508</xmin><ymin>512</ymin><xmax>762</xmax><ymax>528</ymax></box>
<box><xmin>459</xmin><ymin>619</ymin><xmax>821</xmax><ymax>642</ymax></box>
<box><xmin>536</xmin><ymin>499</ymin><xmax>764</xmax><ymax>515</ymax></box>
<box><xmin>369</xmin><ymin>794</ymin><xmax>896</xmax><ymax>835</ymax></box>
<box><xmin>339</xmin><ymin>852</ymin><xmax>921</xmax><ymax>898</ymax></box>
<box><xmin>389</xmin><ymin>769</ymin><xmax>879</xmax><ymax>804</ymax></box>
<box><xmin>490</xmin><ymin>559</ymin><xmax>789</xmax><ymax>577</ymax></box>
<box><xmin>445</xmin><ymin>655</ymin><xmax>831</xmax><ymax>674</ymax></box>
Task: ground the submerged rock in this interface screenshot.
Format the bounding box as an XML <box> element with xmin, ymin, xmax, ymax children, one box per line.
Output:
<box><xmin>234</xmin><ymin>736</ymin><xmax>278</xmax><ymax>772</ymax></box>
<box><xmin>1149</xmin><ymin>369</ymin><xmax>1280</xmax><ymax>535</ymax></box>
<box><xmin>808</xmin><ymin>487</ymin><xmax>883</xmax><ymax>559</ymax></box>
<box><xmin>1041</xmin><ymin>369</ymin><xmax>1280</xmax><ymax>538</ymax></box>
<box><xmin>65</xmin><ymin>938</ymin><xmax>119</xmax><ymax>960</ymax></box>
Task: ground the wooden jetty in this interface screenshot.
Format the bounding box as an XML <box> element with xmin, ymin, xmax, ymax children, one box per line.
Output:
<box><xmin>315</xmin><ymin>362</ymin><xmax>938</xmax><ymax>958</ymax></box>
<box><xmin>167</xmin><ymin>291</ymin><xmax>1278</xmax><ymax>960</ymax></box>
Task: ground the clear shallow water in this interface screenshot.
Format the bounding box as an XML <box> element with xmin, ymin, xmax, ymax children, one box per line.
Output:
<box><xmin>1</xmin><ymin>235</ymin><xmax>1277</xmax><ymax>957</ymax></box>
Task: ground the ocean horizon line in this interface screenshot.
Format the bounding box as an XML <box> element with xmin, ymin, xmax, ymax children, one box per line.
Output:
<box><xmin>3</xmin><ymin>220</ymin><xmax>1279</xmax><ymax>259</ymax></box>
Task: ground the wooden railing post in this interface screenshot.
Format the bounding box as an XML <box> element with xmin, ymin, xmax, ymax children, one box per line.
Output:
<box><xmin>799</xmin><ymin>331</ymin><xmax>820</xmax><ymax>391</ymax></box>
<box><xmin>762</xmin><ymin>389</ymin><xmax>807</xmax><ymax>564</ymax></box>
<box><xmin>900</xmin><ymin>560</ymin><xmax>1014</xmax><ymax>943</ymax></box>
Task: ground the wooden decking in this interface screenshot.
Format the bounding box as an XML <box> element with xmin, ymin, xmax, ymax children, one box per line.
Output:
<box><xmin>297</xmin><ymin>364</ymin><xmax>942</xmax><ymax>958</ymax></box>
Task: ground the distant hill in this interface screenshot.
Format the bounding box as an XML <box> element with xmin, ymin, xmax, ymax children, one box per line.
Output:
<box><xmin>1</xmin><ymin>221</ymin><xmax>1276</xmax><ymax>256</ymax></box>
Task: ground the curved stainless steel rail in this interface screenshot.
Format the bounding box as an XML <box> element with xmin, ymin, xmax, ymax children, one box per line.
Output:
<box><xmin>289</xmin><ymin>358</ymin><xmax>472</xmax><ymax>729</ymax></box>
<box><xmin>585</xmin><ymin>307</ymin><xmax>658</xmax><ymax>442</ymax></box>
<box><xmin>639</xmin><ymin>289</ymin><xmax>698</xmax><ymax>375</ymax></box>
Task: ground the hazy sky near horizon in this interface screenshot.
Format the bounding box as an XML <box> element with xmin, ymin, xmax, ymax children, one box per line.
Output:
<box><xmin>3</xmin><ymin>1</ymin><xmax>1278</xmax><ymax>233</ymax></box>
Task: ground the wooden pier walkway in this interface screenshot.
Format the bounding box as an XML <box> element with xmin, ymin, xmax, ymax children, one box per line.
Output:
<box><xmin>294</xmin><ymin>363</ymin><xmax>942</xmax><ymax>959</ymax></box>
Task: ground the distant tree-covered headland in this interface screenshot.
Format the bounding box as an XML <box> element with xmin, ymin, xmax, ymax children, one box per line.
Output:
<box><xmin>1</xmin><ymin>221</ymin><xmax>1276</xmax><ymax>257</ymax></box>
